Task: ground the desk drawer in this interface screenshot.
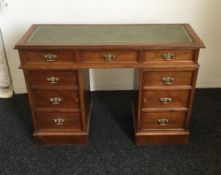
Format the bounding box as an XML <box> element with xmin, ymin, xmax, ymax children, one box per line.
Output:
<box><xmin>28</xmin><ymin>70</ymin><xmax>78</xmax><ymax>87</ymax></box>
<box><xmin>144</xmin><ymin>50</ymin><xmax>194</xmax><ymax>62</ymax></box>
<box><xmin>32</xmin><ymin>89</ymin><xmax>80</xmax><ymax>109</ymax></box>
<box><xmin>141</xmin><ymin>111</ymin><xmax>186</xmax><ymax>130</ymax></box>
<box><xmin>36</xmin><ymin>112</ymin><xmax>82</xmax><ymax>131</ymax></box>
<box><xmin>22</xmin><ymin>50</ymin><xmax>76</xmax><ymax>64</ymax></box>
<box><xmin>79</xmin><ymin>50</ymin><xmax>137</xmax><ymax>63</ymax></box>
<box><xmin>143</xmin><ymin>71</ymin><xmax>193</xmax><ymax>86</ymax></box>
<box><xmin>142</xmin><ymin>90</ymin><xmax>190</xmax><ymax>108</ymax></box>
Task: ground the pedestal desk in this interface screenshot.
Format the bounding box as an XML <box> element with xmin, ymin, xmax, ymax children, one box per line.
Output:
<box><xmin>15</xmin><ymin>24</ymin><xmax>205</xmax><ymax>145</ymax></box>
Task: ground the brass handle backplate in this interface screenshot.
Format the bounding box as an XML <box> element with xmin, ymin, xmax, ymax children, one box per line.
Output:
<box><xmin>49</xmin><ymin>97</ymin><xmax>63</xmax><ymax>105</ymax></box>
<box><xmin>143</xmin><ymin>98</ymin><xmax>147</xmax><ymax>103</ymax></box>
<box><xmin>162</xmin><ymin>77</ymin><xmax>174</xmax><ymax>85</ymax></box>
<box><xmin>44</xmin><ymin>54</ymin><xmax>57</xmax><ymax>62</ymax></box>
<box><xmin>53</xmin><ymin>118</ymin><xmax>65</xmax><ymax>125</ymax></box>
<box><xmin>158</xmin><ymin>119</ymin><xmax>169</xmax><ymax>126</ymax></box>
<box><xmin>162</xmin><ymin>53</ymin><xmax>175</xmax><ymax>61</ymax></box>
<box><xmin>47</xmin><ymin>77</ymin><xmax>60</xmax><ymax>84</ymax></box>
<box><xmin>160</xmin><ymin>97</ymin><xmax>172</xmax><ymax>104</ymax></box>
<box><xmin>103</xmin><ymin>53</ymin><xmax>116</xmax><ymax>61</ymax></box>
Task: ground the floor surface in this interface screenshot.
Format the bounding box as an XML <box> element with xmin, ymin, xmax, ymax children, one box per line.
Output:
<box><xmin>0</xmin><ymin>89</ymin><xmax>220</xmax><ymax>175</ymax></box>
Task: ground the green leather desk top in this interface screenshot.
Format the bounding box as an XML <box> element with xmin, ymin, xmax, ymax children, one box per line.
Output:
<box><xmin>15</xmin><ymin>24</ymin><xmax>205</xmax><ymax>49</ymax></box>
<box><xmin>28</xmin><ymin>25</ymin><xmax>192</xmax><ymax>43</ymax></box>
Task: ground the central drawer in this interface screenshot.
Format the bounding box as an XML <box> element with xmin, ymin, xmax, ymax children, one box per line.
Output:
<box><xmin>35</xmin><ymin>112</ymin><xmax>82</xmax><ymax>131</ymax></box>
<box><xmin>142</xmin><ymin>90</ymin><xmax>190</xmax><ymax>108</ymax></box>
<box><xmin>28</xmin><ymin>70</ymin><xmax>78</xmax><ymax>87</ymax></box>
<box><xmin>32</xmin><ymin>89</ymin><xmax>80</xmax><ymax>109</ymax></box>
<box><xmin>79</xmin><ymin>50</ymin><xmax>138</xmax><ymax>63</ymax></box>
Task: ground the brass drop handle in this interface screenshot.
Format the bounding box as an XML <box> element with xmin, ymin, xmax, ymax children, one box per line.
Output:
<box><xmin>160</xmin><ymin>97</ymin><xmax>172</xmax><ymax>104</ymax></box>
<box><xmin>162</xmin><ymin>53</ymin><xmax>175</xmax><ymax>61</ymax></box>
<box><xmin>53</xmin><ymin>118</ymin><xmax>65</xmax><ymax>125</ymax></box>
<box><xmin>44</xmin><ymin>53</ymin><xmax>57</xmax><ymax>62</ymax></box>
<box><xmin>47</xmin><ymin>77</ymin><xmax>60</xmax><ymax>84</ymax></box>
<box><xmin>162</xmin><ymin>77</ymin><xmax>174</xmax><ymax>85</ymax></box>
<box><xmin>158</xmin><ymin>119</ymin><xmax>169</xmax><ymax>126</ymax></box>
<box><xmin>49</xmin><ymin>97</ymin><xmax>63</xmax><ymax>105</ymax></box>
<box><xmin>103</xmin><ymin>53</ymin><xmax>116</xmax><ymax>61</ymax></box>
<box><xmin>143</xmin><ymin>98</ymin><xmax>147</xmax><ymax>103</ymax></box>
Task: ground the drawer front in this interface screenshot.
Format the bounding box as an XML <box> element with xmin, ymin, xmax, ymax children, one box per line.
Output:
<box><xmin>79</xmin><ymin>50</ymin><xmax>137</xmax><ymax>63</ymax></box>
<box><xmin>32</xmin><ymin>90</ymin><xmax>80</xmax><ymax>109</ymax></box>
<box><xmin>28</xmin><ymin>70</ymin><xmax>78</xmax><ymax>87</ymax></box>
<box><xmin>35</xmin><ymin>112</ymin><xmax>82</xmax><ymax>131</ymax></box>
<box><xmin>141</xmin><ymin>111</ymin><xmax>186</xmax><ymax>130</ymax></box>
<box><xmin>144</xmin><ymin>50</ymin><xmax>194</xmax><ymax>62</ymax></box>
<box><xmin>142</xmin><ymin>90</ymin><xmax>190</xmax><ymax>108</ymax></box>
<box><xmin>23</xmin><ymin>50</ymin><xmax>75</xmax><ymax>64</ymax></box>
<box><xmin>143</xmin><ymin>71</ymin><xmax>193</xmax><ymax>86</ymax></box>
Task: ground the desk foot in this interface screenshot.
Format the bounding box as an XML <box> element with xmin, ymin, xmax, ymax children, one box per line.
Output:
<box><xmin>135</xmin><ymin>131</ymin><xmax>189</xmax><ymax>145</ymax></box>
<box><xmin>34</xmin><ymin>131</ymin><xmax>89</xmax><ymax>145</ymax></box>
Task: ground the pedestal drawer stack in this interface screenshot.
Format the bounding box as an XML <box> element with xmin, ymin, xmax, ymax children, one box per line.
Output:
<box><xmin>136</xmin><ymin>50</ymin><xmax>199</xmax><ymax>144</ymax></box>
<box><xmin>19</xmin><ymin>50</ymin><xmax>90</xmax><ymax>144</ymax></box>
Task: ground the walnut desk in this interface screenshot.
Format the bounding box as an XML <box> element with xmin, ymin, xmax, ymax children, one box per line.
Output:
<box><xmin>15</xmin><ymin>24</ymin><xmax>205</xmax><ymax>145</ymax></box>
